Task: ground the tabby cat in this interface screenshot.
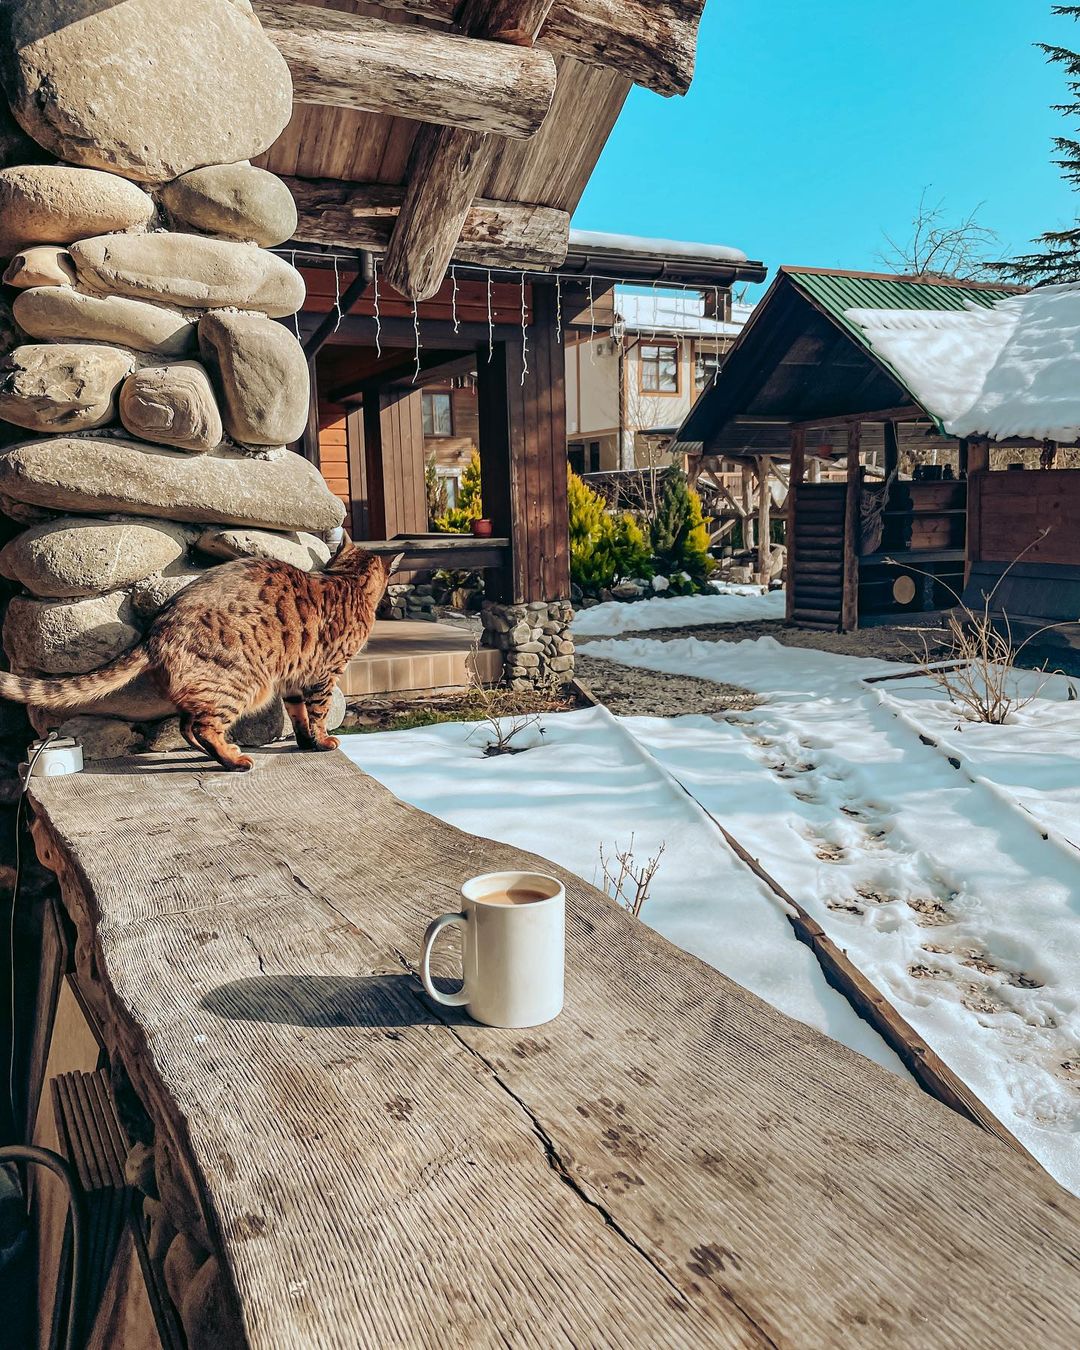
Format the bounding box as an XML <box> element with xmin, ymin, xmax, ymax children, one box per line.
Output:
<box><xmin>0</xmin><ymin>540</ymin><xmax>399</xmax><ymax>771</ymax></box>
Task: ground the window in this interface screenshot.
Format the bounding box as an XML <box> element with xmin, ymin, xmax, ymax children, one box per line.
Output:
<box><xmin>422</xmin><ymin>390</ymin><xmax>453</xmax><ymax>437</ymax></box>
<box><xmin>639</xmin><ymin>343</ymin><xmax>679</xmax><ymax>394</ymax></box>
<box><xmin>568</xmin><ymin>443</ymin><xmax>585</xmax><ymax>475</ymax></box>
<box><xmin>588</xmin><ymin>441</ymin><xmax>601</xmax><ymax>473</ymax></box>
<box><xmin>695</xmin><ymin>345</ymin><xmax>723</xmax><ymax>393</ymax></box>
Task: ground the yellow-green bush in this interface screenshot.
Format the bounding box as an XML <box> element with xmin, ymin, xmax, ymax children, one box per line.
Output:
<box><xmin>568</xmin><ymin>468</ymin><xmax>652</xmax><ymax>594</ymax></box>
<box><xmin>434</xmin><ymin>449</ymin><xmax>482</xmax><ymax>533</ymax></box>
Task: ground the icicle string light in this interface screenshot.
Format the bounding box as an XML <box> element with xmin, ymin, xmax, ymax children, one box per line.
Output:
<box><xmin>587</xmin><ymin>276</ymin><xmax>597</xmax><ymax>364</ymax></box>
<box><xmin>331</xmin><ymin>253</ymin><xmax>344</xmax><ymax>334</ymax></box>
<box><xmin>451</xmin><ymin>266</ymin><xmax>460</xmax><ymax>334</ymax></box>
<box><xmin>713</xmin><ymin>284</ymin><xmax>722</xmax><ymax>384</ymax></box>
<box><xmin>412</xmin><ymin>299</ymin><xmax>422</xmax><ymax>384</ymax></box>
<box><xmin>486</xmin><ymin>270</ymin><xmax>495</xmax><ymax>363</ymax></box>
<box><xmin>555</xmin><ymin>273</ymin><xmax>563</xmax><ymax>344</ymax></box>
<box><xmin>372</xmin><ymin>255</ymin><xmax>382</xmax><ymax>358</ymax></box>
<box><xmin>520</xmin><ymin>272</ymin><xmax>529</xmax><ymax>386</ymax></box>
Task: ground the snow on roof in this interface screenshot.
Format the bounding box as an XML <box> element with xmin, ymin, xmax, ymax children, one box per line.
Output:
<box><xmin>568</xmin><ymin>229</ymin><xmax>749</xmax><ymax>264</ymax></box>
<box><xmin>846</xmin><ymin>283</ymin><xmax>1080</xmax><ymax>443</ymax></box>
<box><xmin>615</xmin><ymin>288</ymin><xmax>748</xmax><ymax>337</ymax></box>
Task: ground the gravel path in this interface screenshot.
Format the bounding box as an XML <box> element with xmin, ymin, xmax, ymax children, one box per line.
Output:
<box><xmin>574</xmin><ymin>652</ymin><xmax>758</xmax><ymax>717</ymax></box>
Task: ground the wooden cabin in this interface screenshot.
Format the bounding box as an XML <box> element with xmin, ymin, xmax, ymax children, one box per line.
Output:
<box><xmin>245</xmin><ymin>0</ymin><xmax>727</xmax><ymax>696</ymax></box>
<box><xmin>678</xmin><ymin>268</ymin><xmax>1027</xmax><ymax>630</ymax></box>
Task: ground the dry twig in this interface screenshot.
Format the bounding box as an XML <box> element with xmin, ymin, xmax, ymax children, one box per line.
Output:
<box><xmin>598</xmin><ymin>834</ymin><xmax>666</xmax><ymax>918</ymax></box>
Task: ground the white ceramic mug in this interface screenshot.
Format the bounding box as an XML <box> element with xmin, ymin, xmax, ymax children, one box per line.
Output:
<box><xmin>420</xmin><ymin>871</ymin><xmax>565</xmax><ymax>1028</ymax></box>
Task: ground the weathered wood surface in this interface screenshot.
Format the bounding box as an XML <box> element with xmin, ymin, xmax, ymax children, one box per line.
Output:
<box><xmin>257</xmin><ymin>2</ymin><xmax>557</xmax><ymax>138</ymax></box>
<box><xmin>286</xmin><ymin>178</ymin><xmax>570</xmax><ymax>271</ymax></box>
<box><xmin>343</xmin><ymin>0</ymin><xmax>703</xmax><ymax>94</ymax></box>
<box><xmin>383</xmin><ymin>1</ymin><xmax>558</xmax><ymax>300</ymax></box>
<box><xmin>29</xmin><ymin>750</ymin><xmax>1080</xmax><ymax>1350</ymax></box>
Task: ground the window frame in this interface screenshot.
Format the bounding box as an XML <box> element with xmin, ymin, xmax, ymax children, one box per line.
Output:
<box><xmin>637</xmin><ymin>341</ymin><xmax>681</xmax><ymax>397</ymax></box>
<box><xmin>422</xmin><ymin>389</ymin><xmax>454</xmax><ymax>438</ymax></box>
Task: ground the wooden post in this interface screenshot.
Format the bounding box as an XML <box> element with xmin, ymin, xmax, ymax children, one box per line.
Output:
<box><xmin>756</xmin><ymin>455</ymin><xmax>772</xmax><ymax>585</ymax></box>
<box><xmin>964</xmin><ymin>438</ymin><xmax>989</xmax><ymax>585</ymax></box>
<box><xmin>294</xmin><ymin>355</ymin><xmax>321</xmax><ymax>466</ymax></box>
<box><xmin>361</xmin><ymin>386</ymin><xmax>428</xmax><ymax>539</ymax></box>
<box><xmin>476</xmin><ymin>283</ymin><xmax>569</xmax><ymax>604</ymax></box>
<box><xmin>806</xmin><ymin>456</ymin><xmax>821</xmax><ymax>484</ymax></box>
<box><xmin>785</xmin><ymin>430</ymin><xmax>804</xmax><ymax>623</ymax></box>
<box><xmin>958</xmin><ymin>436</ymin><xmax>969</xmax><ymax>479</ymax></box>
<box><xmin>741</xmin><ymin>464</ymin><xmax>755</xmax><ymax>552</ymax></box>
<box><xmin>884</xmin><ymin>420</ymin><xmax>899</xmax><ymax>481</ymax></box>
<box><xmin>841</xmin><ymin>423</ymin><xmax>862</xmax><ymax>632</ymax></box>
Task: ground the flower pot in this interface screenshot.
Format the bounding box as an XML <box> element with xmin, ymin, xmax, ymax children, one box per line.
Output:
<box><xmin>471</xmin><ymin>518</ymin><xmax>494</xmax><ymax>537</ymax></box>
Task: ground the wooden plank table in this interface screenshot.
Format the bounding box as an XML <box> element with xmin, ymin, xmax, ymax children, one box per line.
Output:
<box><xmin>28</xmin><ymin>748</ymin><xmax>1080</xmax><ymax>1350</ymax></box>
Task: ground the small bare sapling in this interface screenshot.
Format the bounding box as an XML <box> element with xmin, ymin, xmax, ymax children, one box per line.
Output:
<box><xmin>598</xmin><ymin>834</ymin><xmax>665</xmax><ymax>918</ymax></box>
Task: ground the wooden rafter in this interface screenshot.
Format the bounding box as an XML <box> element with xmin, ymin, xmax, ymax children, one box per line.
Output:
<box><xmin>286</xmin><ymin>178</ymin><xmax>569</xmax><ymax>273</ymax></box>
<box><xmin>383</xmin><ymin>0</ymin><xmax>560</xmax><ymax>302</ymax></box>
<box><xmin>256</xmin><ymin>1</ymin><xmax>556</xmax><ymax>138</ymax></box>
<box><xmin>354</xmin><ymin>0</ymin><xmax>704</xmax><ymax>95</ymax></box>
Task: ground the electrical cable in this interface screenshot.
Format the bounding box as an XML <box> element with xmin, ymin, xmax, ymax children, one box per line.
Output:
<box><xmin>0</xmin><ymin>1144</ymin><xmax>86</xmax><ymax>1350</ymax></box>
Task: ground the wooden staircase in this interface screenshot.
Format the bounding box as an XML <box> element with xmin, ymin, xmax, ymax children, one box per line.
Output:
<box><xmin>791</xmin><ymin>483</ymin><xmax>846</xmax><ymax>629</ymax></box>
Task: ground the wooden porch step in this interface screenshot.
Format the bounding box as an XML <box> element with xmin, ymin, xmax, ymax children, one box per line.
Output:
<box><xmin>340</xmin><ymin>620</ymin><xmax>502</xmax><ymax>697</ymax></box>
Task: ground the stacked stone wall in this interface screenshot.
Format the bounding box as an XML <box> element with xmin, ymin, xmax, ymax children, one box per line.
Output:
<box><xmin>480</xmin><ymin>600</ymin><xmax>575</xmax><ymax>690</ymax></box>
<box><xmin>0</xmin><ymin>0</ymin><xmax>347</xmax><ymax>765</ymax></box>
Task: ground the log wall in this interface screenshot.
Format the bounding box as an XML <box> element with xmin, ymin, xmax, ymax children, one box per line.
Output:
<box><xmin>972</xmin><ymin>468</ymin><xmax>1080</xmax><ymax>567</ymax></box>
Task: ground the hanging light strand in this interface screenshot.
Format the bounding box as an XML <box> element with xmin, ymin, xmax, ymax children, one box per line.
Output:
<box><xmin>555</xmin><ymin>273</ymin><xmax>563</xmax><ymax>345</ymax></box>
<box><xmin>412</xmin><ymin>298</ymin><xmax>422</xmax><ymax>384</ymax></box>
<box><xmin>451</xmin><ymin>266</ymin><xmax>461</xmax><ymax>335</ymax></box>
<box><xmin>371</xmin><ymin>255</ymin><xmax>383</xmax><ymax>358</ymax></box>
<box><xmin>520</xmin><ymin>272</ymin><xmax>529</xmax><ymax>386</ymax></box>
<box><xmin>486</xmin><ymin>270</ymin><xmax>495</xmax><ymax>363</ymax></box>
<box><xmin>331</xmin><ymin>253</ymin><xmax>344</xmax><ymax>334</ymax></box>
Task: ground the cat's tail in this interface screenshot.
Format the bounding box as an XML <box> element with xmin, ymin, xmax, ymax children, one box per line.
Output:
<box><xmin>0</xmin><ymin>645</ymin><xmax>152</xmax><ymax>711</ymax></box>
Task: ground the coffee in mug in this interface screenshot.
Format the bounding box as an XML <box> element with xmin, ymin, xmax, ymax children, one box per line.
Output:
<box><xmin>420</xmin><ymin>871</ymin><xmax>565</xmax><ymax>1028</ymax></box>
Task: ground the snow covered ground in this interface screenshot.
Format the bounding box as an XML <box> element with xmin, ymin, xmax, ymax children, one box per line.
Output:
<box><xmin>571</xmin><ymin>585</ymin><xmax>785</xmax><ymax>637</ymax></box>
<box><xmin>339</xmin><ymin>706</ymin><xmax>907</xmax><ymax>1079</ymax></box>
<box><xmin>580</xmin><ymin>634</ymin><xmax>1080</xmax><ymax>1195</ymax></box>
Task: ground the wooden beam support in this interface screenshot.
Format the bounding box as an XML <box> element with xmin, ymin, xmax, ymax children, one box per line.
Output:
<box><xmin>786</xmin><ymin>429</ymin><xmax>804</xmax><ymax>623</ymax></box>
<box><xmin>841</xmin><ymin>424</ymin><xmax>862</xmax><ymax>632</ymax></box>
<box><xmin>328</xmin><ymin>350</ymin><xmax>477</xmax><ymax>404</ymax></box>
<box><xmin>756</xmin><ymin>455</ymin><xmax>772</xmax><ymax>584</ymax></box>
<box><xmin>383</xmin><ymin>1</ymin><xmax>558</xmax><ymax>302</ymax></box>
<box><xmin>256</xmin><ymin>1</ymin><xmax>556</xmax><ymax>139</ymax></box>
<box><xmin>286</xmin><ymin>179</ymin><xmax>569</xmax><ymax>273</ymax></box>
<box><xmin>355</xmin><ymin>0</ymin><xmax>703</xmax><ymax>95</ymax></box>
<box><xmin>883</xmin><ymin>419</ymin><xmax>900</xmax><ymax>482</ymax></box>
<box><xmin>302</xmin><ymin>254</ymin><xmax>372</xmax><ymax>360</ymax></box>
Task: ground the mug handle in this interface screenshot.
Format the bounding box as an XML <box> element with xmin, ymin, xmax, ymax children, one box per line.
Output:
<box><xmin>420</xmin><ymin>913</ymin><xmax>470</xmax><ymax>1007</ymax></box>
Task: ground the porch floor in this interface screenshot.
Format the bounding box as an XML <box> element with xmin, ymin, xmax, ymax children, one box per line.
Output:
<box><xmin>341</xmin><ymin>619</ymin><xmax>501</xmax><ymax>697</ymax></box>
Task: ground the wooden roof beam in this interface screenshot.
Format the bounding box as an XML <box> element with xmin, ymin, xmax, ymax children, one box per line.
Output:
<box><xmin>383</xmin><ymin>1</ymin><xmax>560</xmax><ymax>302</ymax></box>
<box><xmin>256</xmin><ymin>1</ymin><xmax>556</xmax><ymax>138</ymax></box>
<box><xmin>286</xmin><ymin>178</ymin><xmax>569</xmax><ymax>273</ymax></box>
<box><xmin>366</xmin><ymin>0</ymin><xmax>705</xmax><ymax>96</ymax></box>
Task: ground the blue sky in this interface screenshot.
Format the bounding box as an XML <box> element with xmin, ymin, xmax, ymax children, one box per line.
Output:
<box><xmin>574</xmin><ymin>0</ymin><xmax>1077</xmax><ymax>288</ymax></box>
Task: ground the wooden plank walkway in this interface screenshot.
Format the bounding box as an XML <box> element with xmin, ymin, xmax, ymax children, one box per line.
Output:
<box><xmin>28</xmin><ymin>749</ymin><xmax>1080</xmax><ymax>1350</ymax></box>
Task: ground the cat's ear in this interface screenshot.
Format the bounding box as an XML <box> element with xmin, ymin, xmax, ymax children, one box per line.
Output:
<box><xmin>387</xmin><ymin>551</ymin><xmax>406</xmax><ymax>576</ymax></box>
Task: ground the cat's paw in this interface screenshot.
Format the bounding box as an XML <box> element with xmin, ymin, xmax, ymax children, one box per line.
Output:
<box><xmin>313</xmin><ymin>736</ymin><xmax>340</xmax><ymax>752</ymax></box>
<box><xmin>229</xmin><ymin>755</ymin><xmax>255</xmax><ymax>772</ymax></box>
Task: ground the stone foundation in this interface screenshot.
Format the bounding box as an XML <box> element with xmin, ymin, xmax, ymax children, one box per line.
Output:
<box><xmin>480</xmin><ymin>600</ymin><xmax>575</xmax><ymax>690</ymax></box>
<box><xmin>0</xmin><ymin>1</ymin><xmax>345</xmax><ymax>764</ymax></box>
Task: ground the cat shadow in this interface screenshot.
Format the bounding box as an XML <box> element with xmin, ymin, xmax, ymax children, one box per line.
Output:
<box><xmin>201</xmin><ymin>973</ymin><xmax>457</xmax><ymax>1029</ymax></box>
<box><xmin>79</xmin><ymin>744</ymin><xmax>318</xmax><ymax>776</ymax></box>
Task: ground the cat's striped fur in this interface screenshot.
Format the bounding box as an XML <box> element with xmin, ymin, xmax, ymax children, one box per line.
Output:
<box><xmin>0</xmin><ymin>541</ymin><xmax>397</xmax><ymax>771</ymax></box>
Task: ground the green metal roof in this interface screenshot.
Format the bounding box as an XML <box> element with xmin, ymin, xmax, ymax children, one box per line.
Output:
<box><xmin>784</xmin><ymin>267</ymin><xmax>1018</xmax><ymax>357</ymax></box>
